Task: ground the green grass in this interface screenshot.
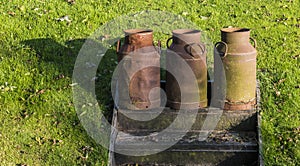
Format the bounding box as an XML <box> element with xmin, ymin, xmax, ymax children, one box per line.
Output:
<box><xmin>0</xmin><ymin>0</ymin><xmax>299</xmax><ymax>165</ymax></box>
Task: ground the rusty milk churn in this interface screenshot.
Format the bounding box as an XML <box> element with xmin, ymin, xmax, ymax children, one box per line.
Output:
<box><xmin>116</xmin><ymin>29</ymin><xmax>161</xmax><ymax>110</ymax></box>
<box><xmin>215</xmin><ymin>27</ymin><xmax>257</xmax><ymax>110</ymax></box>
<box><xmin>166</xmin><ymin>29</ymin><xmax>207</xmax><ymax>110</ymax></box>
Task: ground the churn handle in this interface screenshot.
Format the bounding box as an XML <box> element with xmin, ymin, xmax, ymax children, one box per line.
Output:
<box><xmin>250</xmin><ymin>37</ymin><xmax>257</xmax><ymax>49</ymax></box>
<box><xmin>196</xmin><ymin>43</ymin><xmax>206</xmax><ymax>55</ymax></box>
<box><xmin>157</xmin><ymin>40</ymin><xmax>161</xmax><ymax>54</ymax></box>
<box><xmin>215</xmin><ymin>41</ymin><xmax>228</xmax><ymax>58</ymax></box>
<box><xmin>185</xmin><ymin>43</ymin><xmax>206</xmax><ymax>58</ymax></box>
<box><xmin>166</xmin><ymin>37</ymin><xmax>173</xmax><ymax>49</ymax></box>
<box><xmin>116</xmin><ymin>39</ymin><xmax>121</xmax><ymax>54</ymax></box>
<box><xmin>153</xmin><ymin>40</ymin><xmax>161</xmax><ymax>54</ymax></box>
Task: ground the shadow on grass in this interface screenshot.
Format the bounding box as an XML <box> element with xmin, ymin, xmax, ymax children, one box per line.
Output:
<box><xmin>22</xmin><ymin>38</ymin><xmax>116</xmax><ymax>117</ymax></box>
<box><xmin>22</xmin><ymin>38</ymin><xmax>117</xmax><ymax>164</ymax></box>
<box><xmin>22</xmin><ymin>38</ymin><xmax>83</xmax><ymax>77</ymax></box>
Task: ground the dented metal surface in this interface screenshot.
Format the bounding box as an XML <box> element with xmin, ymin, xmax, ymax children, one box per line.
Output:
<box><xmin>117</xmin><ymin>29</ymin><xmax>160</xmax><ymax>110</ymax></box>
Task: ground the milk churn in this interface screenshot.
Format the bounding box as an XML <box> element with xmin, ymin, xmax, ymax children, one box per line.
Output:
<box><xmin>116</xmin><ymin>29</ymin><xmax>160</xmax><ymax>110</ymax></box>
<box><xmin>166</xmin><ymin>29</ymin><xmax>207</xmax><ymax>109</ymax></box>
<box><xmin>215</xmin><ymin>27</ymin><xmax>257</xmax><ymax>110</ymax></box>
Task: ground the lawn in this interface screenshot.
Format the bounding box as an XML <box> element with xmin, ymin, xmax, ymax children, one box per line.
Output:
<box><xmin>0</xmin><ymin>0</ymin><xmax>299</xmax><ymax>165</ymax></box>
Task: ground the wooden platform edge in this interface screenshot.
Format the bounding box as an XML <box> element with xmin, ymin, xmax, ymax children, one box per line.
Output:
<box><xmin>256</xmin><ymin>80</ymin><xmax>264</xmax><ymax>166</ymax></box>
<box><xmin>108</xmin><ymin>106</ymin><xmax>118</xmax><ymax>166</ymax></box>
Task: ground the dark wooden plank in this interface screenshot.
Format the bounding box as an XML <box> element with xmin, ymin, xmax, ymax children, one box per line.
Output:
<box><xmin>115</xmin><ymin>130</ymin><xmax>257</xmax><ymax>153</ymax></box>
<box><xmin>114</xmin><ymin>151</ymin><xmax>258</xmax><ymax>166</ymax></box>
<box><xmin>117</xmin><ymin>107</ymin><xmax>257</xmax><ymax>132</ymax></box>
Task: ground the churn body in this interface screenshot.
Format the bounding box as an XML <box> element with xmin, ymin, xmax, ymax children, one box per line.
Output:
<box><xmin>215</xmin><ymin>28</ymin><xmax>257</xmax><ymax>110</ymax></box>
<box><xmin>117</xmin><ymin>29</ymin><xmax>160</xmax><ymax>110</ymax></box>
<box><xmin>166</xmin><ymin>29</ymin><xmax>207</xmax><ymax>109</ymax></box>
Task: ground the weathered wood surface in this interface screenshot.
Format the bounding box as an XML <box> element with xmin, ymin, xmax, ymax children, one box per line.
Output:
<box><xmin>110</xmin><ymin>110</ymin><xmax>261</xmax><ymax>166</ymax></box>
<box><xmin>115</xmin><ymin>151</ymin><xmax>258</xmax><ymax>166</ymax></box>
<box><xmin>108</xmin><ymin>83</ymin><xmax>263</xmax><ymax>166</ymax></box>
<box><xmin>117</xmin><ymin>108</ymin><xmax>257</xmax><ymax>132</ymax></box>
<box><xmin>115</xmin><ymin>130</ymin><xmax>257</xmax><ymax>152</ymax></box>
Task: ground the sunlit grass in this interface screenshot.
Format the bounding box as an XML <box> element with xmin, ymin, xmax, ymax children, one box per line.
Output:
<box><xmin>0</xmin><ymin>0</ymin><xmax>299</xmax><ymax>165</ymax></box>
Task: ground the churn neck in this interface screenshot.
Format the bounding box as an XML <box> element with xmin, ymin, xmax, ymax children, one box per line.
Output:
<box><xmin>124</xmin><ymin>29</ymin><xmax>153</xmax><ymax>46</ymax></box>
<box><xmin>172</xmin><ymin>29</ymin><xmax>201</xmax><ymax>44</ymax></box>
<box><xmin>221</xmin><ymin>28</ymin><xmax>250</xmax><ymax>43</ymax></box>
